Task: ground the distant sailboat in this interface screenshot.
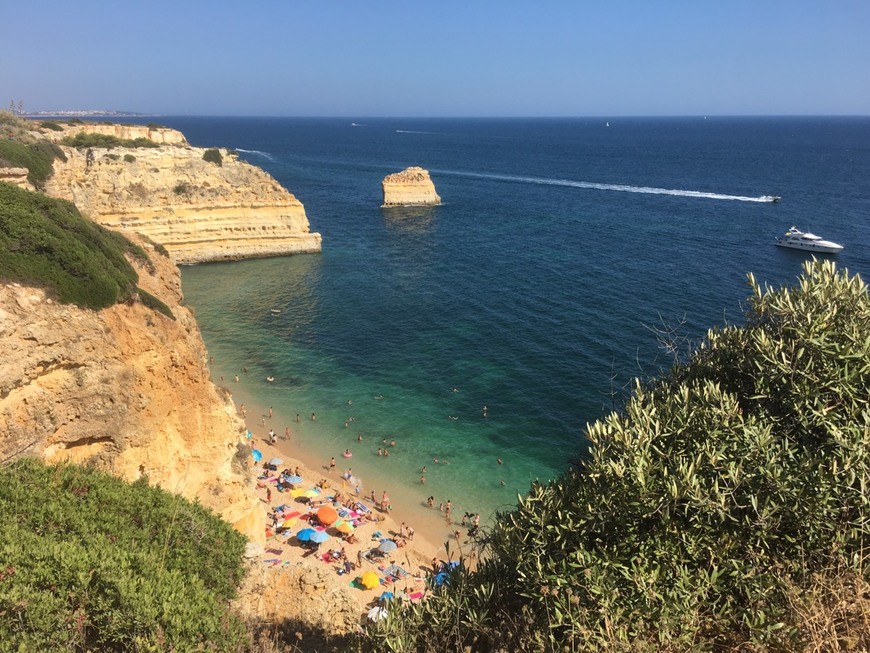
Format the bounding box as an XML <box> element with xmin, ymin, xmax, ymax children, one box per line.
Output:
<box><xmin>606</xmin><ymin>121</ymin><xmax>610</xmax><ymax>127</ymax></box>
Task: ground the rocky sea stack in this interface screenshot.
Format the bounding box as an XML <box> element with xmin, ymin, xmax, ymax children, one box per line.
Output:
<box><xmin>381</xmin><ymin>166</ymin><xmax>441</xmax><ymax>207</ymax></box>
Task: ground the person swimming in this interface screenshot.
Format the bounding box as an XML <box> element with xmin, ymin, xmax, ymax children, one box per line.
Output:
<box><xmin>266</xmin><ymin>376</ymin><xmax>275</xmax><ymax>383</ymax></box>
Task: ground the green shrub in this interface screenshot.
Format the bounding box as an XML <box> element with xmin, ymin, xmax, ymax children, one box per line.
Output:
<box><xmin>357</xmin><ymin>260</ymin><xmax>870</xmax><ymax>652</ymax></box>
<box><xmin>173</xmin><ymin>182</ymin><xmax>190</xmax><ymax>195</ymax></box>
<box><xmin>60</xmin><ymin>132</ymin><xmax>160</xmax><ymax>149</ymax></box>
<box><xmin>0</xmin><ymin>139</ymin><xmax>64</xmax><ymax>189</ymax></box>
<box><xmin>203</xmin><ymin>147</ymin><xmax>223</xmax><ymax>166</ymax></box>
<box><xmin>0</xmin><ymin>459</ymin><xmax>248</xmax><ymax>651</ymax></box>
<box><xmin>106</xmin><ymin>153</ymin><xmax>120</xmax><ymax>161</ymax></box>
<box><xmin>39</xmin><ymin>120</ymin><xmax>63</xmax><ymax>131</ymax></box>
<box><xmin>123</xmin><ymin>153</ymin><xmax>136</xmax><ymax>163</ymax></box>
<box><xmin>0</xmin><ymin>182</ymin><xmax>143</xmax><ymax>309</ymax></box>
<box><xmin>138</xmin><ymin>288</ymin><xmax>175</xmax><ymax>320</ymax></box>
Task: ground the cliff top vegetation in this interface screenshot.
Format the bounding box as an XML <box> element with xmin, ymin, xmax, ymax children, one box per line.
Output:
<box><xmin>0</xmin><ymin>181</ymin><xmax>157</xmax><ymax>311</ymax></box>
<box><xmin>0</xmin><ymin>459</ymin><xmax>248</xmax><ymax>651</ymax></box>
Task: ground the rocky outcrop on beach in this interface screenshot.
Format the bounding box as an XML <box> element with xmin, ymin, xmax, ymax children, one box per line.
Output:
<box><xmin>234</xmin><ymin>563</ymin><xmax>362</xmax><ymax>636</ymax></box>
<box><xmin>382</xmin><ymin>166</ymin><xmax>441</xmax><ymax>207</ymax></box>
<box><xmin>41</xmin><ymin>123</ymin><xmax>321</xmax><ymax>263</ymax></box>
<box><xmin>0</xmin><ymin>236</ymin><xmax>264</xmax><ymax>543</ymax></box>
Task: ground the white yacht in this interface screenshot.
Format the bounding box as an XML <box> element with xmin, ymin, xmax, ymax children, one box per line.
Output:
<box><xmin>776</xmin><ymin>227</ymin><xmax>843</xmax><ymax>254</ymax></box>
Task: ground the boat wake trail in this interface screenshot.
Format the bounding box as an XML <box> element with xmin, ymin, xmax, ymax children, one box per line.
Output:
<box><xmin>436</xmin><ymin>170</ymin><xmax>778</xmax><ymax>203</ymax></box>
<box><xmin>235</xmin><ymin>148</ymin><xmax>275</xmax><ymax>161</ymax></box>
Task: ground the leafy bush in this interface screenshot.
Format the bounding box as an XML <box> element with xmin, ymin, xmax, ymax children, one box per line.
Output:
<box><xmin>123</xmin><ymin>153</ymin><xmax>136</xmax><ymax>163</ymax></box>
<box><xmin>174</xmin><ymin>182</ymin><xmax>190</xmax><ymax>195</ymax></box>
<box><xmin>39</xmin><ymin>120</ymin><xmax>63</xmax><ymax>131</ymax></box>
<box><xmin>203</xmin><ymin>147</ymin><xmax>223</xmax><ymax>166</ymax></box>
<box><xmin>0</xmin><ymin>182</ymin><xmax>141</xmax><ymax>309</ymax></box>
<box><xmin>0</xmin><ymin>138</ymin><xmax>65</xmax><ymax>189</ymax></box>
<box><xmin>60</xmin><ymin>132</ymin><xmax>160</xmax><ymax>149</ymax></box>
<box><xmin>357</xmin><ymin>260</ymin><xmax>870</xmax><ymax>652</ymax></box>
<box><xmin>138</xmin><ymin>288</ymin><xmax>176</xmax><ymax>320</ymax></box>
<box><xmin>0</xmin><ymin>459</ymin><xmax>248</xmax><ymax>651</ymax></box>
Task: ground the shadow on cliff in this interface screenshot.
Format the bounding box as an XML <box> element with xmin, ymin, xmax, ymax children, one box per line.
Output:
<box><xmin>249</xmin><ymin>618</ymin><xmax>357</xmax><ymax>653</ymax></box>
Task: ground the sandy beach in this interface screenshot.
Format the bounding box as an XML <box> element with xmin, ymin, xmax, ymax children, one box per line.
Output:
<box><xmin>233</xmin><ymin>392</ymin><xmax>481</xmax><ymax>622</ymax></box>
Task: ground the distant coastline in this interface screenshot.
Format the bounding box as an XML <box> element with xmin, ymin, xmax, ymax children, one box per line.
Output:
<box><xmin>22</xmin><ymin>109</ymin><xmax>154</xmax><ymax>118</ymax></box>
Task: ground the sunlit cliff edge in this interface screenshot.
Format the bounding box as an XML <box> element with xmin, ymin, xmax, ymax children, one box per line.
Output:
<box><xmin>41</xmin><ymin>122</ymin><xmax>322</xmax><ymax>263</ymax></box>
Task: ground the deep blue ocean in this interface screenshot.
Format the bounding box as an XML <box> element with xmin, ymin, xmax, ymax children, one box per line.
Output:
<box><xmin>129</xmin><ymin>116</ymin><xmax>870</xmax><ymax>536</ymax></box>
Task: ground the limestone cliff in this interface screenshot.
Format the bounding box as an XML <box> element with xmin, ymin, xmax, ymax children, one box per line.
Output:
<box><xmin>382</xmin><ymin>166</ymin><xmax>441</xmax><ymax>207</ymax></box>
<box><xmin>0</xmin><ymin>166</ymin><xmax>33</xmax><ymax>191</ymax></box>
<box><xmin>0</xmin><ymin>238</ymin><xmax>264</xmax><ymax>543</ymax></box>
<box><xmin>42</xmin><ymin>123</ymin><xmax>321</xmax><ymax>264</ymax></box>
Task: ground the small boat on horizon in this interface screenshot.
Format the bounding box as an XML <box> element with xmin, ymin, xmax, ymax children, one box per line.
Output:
<box><xmin>776</xmin><ymin>227</ymin><xmax>843</xmax><ymax>254</ymax></box>
<box><xmin>761</xmin><ymin>195</ymin><xmax>781</xmax><ymax>203</ymax></box>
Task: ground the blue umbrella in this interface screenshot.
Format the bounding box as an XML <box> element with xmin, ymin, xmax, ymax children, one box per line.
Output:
<box><xmin>378</xmin><ymin>591</ymin><xmax>394</xmax><ymax>603</ymax></box>
<box><xmin>310</xmin><ymin>531</ymin><xmax>330</xmax><ymax>543</ymax></box>
<box><xmin>269</xmin><ymin>457</ymin><xmax>283</xmax><ymax>466</ymax></box>
<box><xmin>284</xmin><ymin>475</ymin><xmax>303</xmax><ymax>484</ymax></box>
<box><xmin>377</xmin><ymin>539</ymin><xmax>398</xmax><ymax>553</ymax></box>
<box><xmin>251</xmin><ymin>449</ymin><xmax>263</xmax><ymax>462</ymax></box>
<box><xmin>296</xmin><ymin>528</ymin><xmax>316</xmax><ymax>541</ymax></box>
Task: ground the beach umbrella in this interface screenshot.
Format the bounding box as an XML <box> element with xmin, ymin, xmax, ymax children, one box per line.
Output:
<box><xmin>309</xmin><ymin>530</ymin><xmax>330</xmax><ymax>544</ymax></box>
<box><xmin>284</xmin><ymin>474</ymin><xmax>303</xmax><ymax>484</ymax></box>
<box><xmin>296</xmin><ymin>528</ymin><xmax>316</xmax><ymax>542</ymax></box>
<box><xmin>336</xmin><ymin>521</ymin><xmax>354</xmax><ymax>534</ymax></box>
<box><xmin>289</xmin><ymin>488</ymin><xmax>306</xmax><ymax>498</ymax></box>
<box><xmin>268</xmin><ymin>457</ymin><xmax>283</xmax><ymax>466</ymax></box>
<box><xmin>378</xmin><ymin>591</ymin><xmax>394</xmax><ymax>603</ymax></box>
<box><xmin>360</xmin><ymin>571</ymin><xmax>381</xmax><ymax>589</ymax></box>
<box><xmin>302</xmin><ymin>489</ymin><xmax>320</xmax><ymax>498</ymax></box>
<box><xmin>367</xmin><ymin>605</ymin><xmax>388</xmax><ymax>621</ymax></box>
<box><xmin>317</xmin><ymin>505</ymin><xmax>339</xmax><ymax>525</ymax></box>
<box><xmin>251</xmin><ymin>449</ymin><xmax>263</xmax><ymax>462</ymax></box>
<box><xmin>281</xmin><ymin>518</ymin><xmax>297</xmax><ymax>529</ymax></box>
<box><xmin>377</xmin><ymin>539</ymin><xmax>398</xmax><ymax>554</ymax></box>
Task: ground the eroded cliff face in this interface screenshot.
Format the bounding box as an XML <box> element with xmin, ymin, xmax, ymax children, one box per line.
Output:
<box><xmin>42</xmin><ymin>124</ymin><xmax>321</xmax><ymax>264</ymax></box>
<box><xmin>0</xmin><ymin>240</ymin><xmax>264</xmax><ymax>543</ymax></box>
<box><xmin>382</xmin><ymin>166</ymin><xmax>441</xmax><ymax>207</ymax></box>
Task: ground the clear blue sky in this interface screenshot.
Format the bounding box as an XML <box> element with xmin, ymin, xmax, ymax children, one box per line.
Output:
<box><xmin>2</xmin><ymin>0</ymin><xmax>868</xmax><ymax>117</ymax></box>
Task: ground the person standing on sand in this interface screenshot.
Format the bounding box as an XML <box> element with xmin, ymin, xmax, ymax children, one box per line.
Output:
<box><xmin>284</xmin><ymin>427</ymin><xmax>290</xmax><ymax>440</ymax></box>
<box><xmin>266</xmin><ymin>487</ymin><xmax>272</xmax><ymax>503</ymax></box>
<box><xmin>268</xmin><ymin>406</ymin><xmax>273</xmax><ymax>418</ymax></box>
<box><xmin>329</xmin><ymin>457</ymin><xmax>336</xmax><ymax>471</ymax></box>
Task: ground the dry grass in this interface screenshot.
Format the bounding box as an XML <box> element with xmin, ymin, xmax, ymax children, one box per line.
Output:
<box><xmin>784</xmin><ymin>568</ymin><xmax>870</xmax><ymax>652</ymax></box>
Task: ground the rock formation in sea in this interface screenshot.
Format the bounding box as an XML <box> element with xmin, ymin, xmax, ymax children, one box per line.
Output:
<box><xmin>381</xmin><ymin>166</ymin><xmax>441</xmax><ymax>207</ymax></box>
<box><xmin>41</xmin><ymin>123</ymin><xmax>321</xmax><ymax>264</ymax></box>
<box><xmin>0</xmin><ymin>233</ymin><xmax>264</xmax><ymax>543</ymax></box>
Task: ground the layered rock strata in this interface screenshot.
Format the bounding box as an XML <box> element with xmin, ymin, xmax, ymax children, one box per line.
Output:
<box><xmin>0</xmin><ymin>238</ymin><xmax>264</xmax><ymax>543</ymax></box>
<box><xmin>382</xmin><ymin>166</ymin><xmax>441</xmax><ymax>207</ymax></box>
<box><xmin>0</xmin><ymin>166</ymin><xmax>32</xmax><ymax>191</ymax></box>
<box><xmin>42</xmin><ymin>124</ymin><xmax>321</xmax><ymax>263</ymax></box>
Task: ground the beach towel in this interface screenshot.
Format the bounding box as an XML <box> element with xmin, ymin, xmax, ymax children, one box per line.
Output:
<box><xmin>383</xmin><ymin>564</ymin><xmax>408</xmax><ymax>578</ymax></box>
<box><xmin>408</xmin><ymin>591</ymin><xmax>424</xmax><ymax>602</ymax></box>
<box><xmin>354</xmin><ymin>501</ymin><xmax>371</xmax><ymax>513</ymax></box>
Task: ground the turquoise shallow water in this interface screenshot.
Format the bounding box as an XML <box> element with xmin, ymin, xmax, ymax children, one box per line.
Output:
<box><xmin>168</xmin><ymin>116</ymin><xmax>870</xmax><ymax>529</ymax></box>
